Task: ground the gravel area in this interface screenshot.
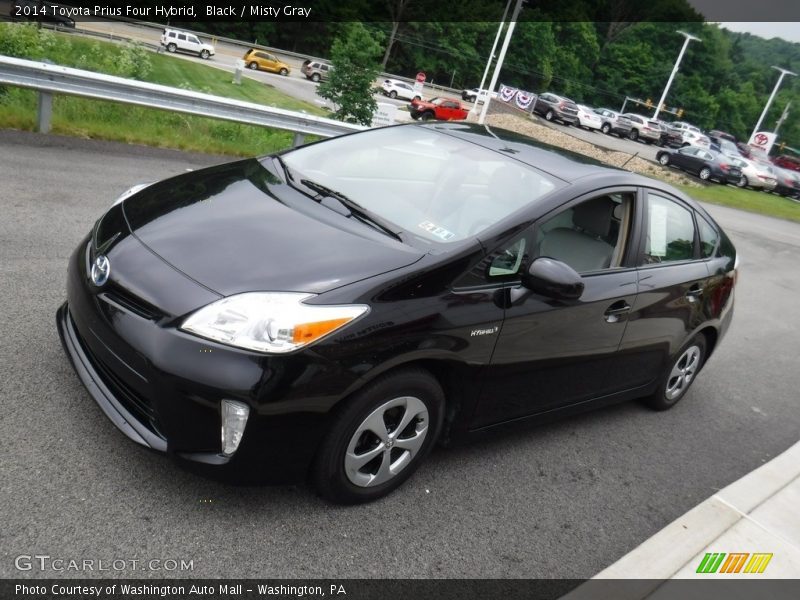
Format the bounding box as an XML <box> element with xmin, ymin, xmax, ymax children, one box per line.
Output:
<box><xmin>484</xmin><ymin>112</ymin><xmax>700</xmax><ymax>188</ymax></box>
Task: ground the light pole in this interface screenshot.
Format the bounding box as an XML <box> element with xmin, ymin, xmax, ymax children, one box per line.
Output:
<box><xmin>652</xmin><ymin>31</ymin><xmax>700</xmax><ymax>121</ymax></box>
<box><xmin>751</xmin><ymin>66</ymin><xmax>797</xmax><ymax>139</ymax></box>
<box><xmin>478</xmin><ymin>0</ymin><xmax>524</xmax><ymax>125</ymax></box>
<box><xmin>469</xmin><ymin>0</ymin><xmax>512</xmax><ymax>117</ymax></box>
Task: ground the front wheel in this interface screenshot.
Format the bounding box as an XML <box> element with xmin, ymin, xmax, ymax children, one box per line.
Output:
<box><xmin>601</xmin><ymin>123</ymin><xmax>611</xmax><ymax>134</ymax></box>
<box><xmin>312</xmin><ymin>369</ymin><xmax>444</xmax><ymax>504</ymax></box>
<box><xmin>200</xmin><ymin>50</ymin><xmax>210</xmax><ymax>59</ymax></box>
<box><xmin>643</xmin><ymin>335</ymin><xmax>706</xmax><ymax>411</ymax></box>
<box><xmin>658</xmin><ymin>153</ymin><xmax>670</xmax><ymax>166</ymax></box>
<box><xmin>699</xmin><ymin>167</ymin><xmax>711</xmax><ymax>181</ymax></box>
<box><xmin>545</xmin><ymin>110</ymin><xmax>555</xmax><ymax>121</ymax></box>
<box><xmin>279</xmin><ymin>68</ymin><xmax>289</xmax><ymax>76</ymax></box>
<box><xmin>629</xmin><ymin>129</ymin><xmax>639</xmax><ymax>141</ymax></box>
<box><xmin>737</xmin><ymin>176</ymin><xmax>748</xmax><ymax>188</ymax></box>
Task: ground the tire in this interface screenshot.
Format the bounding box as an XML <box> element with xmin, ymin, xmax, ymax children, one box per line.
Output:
<box><xmin>167</xmin><ymin>43</ymin><xmax>177</xmax><ymax>53</ymax></box>
<box><xmin>311</xmin><ymin>73</ymin><xmax>321</xmax><ymax>82</ymax></box>
<box><xmin>545</xmin><ymin>110</ymin><xmax>555</xmax><ymax>121</ymax></box>
<box><xmin>312</xmin><ymin>369</ymin><xmax>444</xmax><ymax>504</ymax></box>
<box><xmin>248</xmin><ymin>62</ymin><xmax>259</xmax><ymax>70</ymax></box>
<box><xmin>658</xmin><ymin>153</ymin><xmax>670</xmax><ymax>166</ymax></box>
<box><xmin>200</xmin><ymin>50</ymin><xmax>210</xmax><ymax>59</ymax></box>
<box><xmin>643</xmin><ymin>335</ymin><xmax>707</xmax><ymax>411</ymax></box>
<box><xmin>279</xmin><ymin>68</ymin><xmax>289</xmax><ymax>76</ymax></box>
<box><xmin>389</xmin><ymin>90</ymin><xmax>397</xmax><ymax>99</ymax></box>
<box><xmin>699</xmin><ymin>167</ymin><xmax>711</xmax><ymax>181</ymax></box>
<box><xmin>737</xmin><ymin>175</ymin><xmax>748</xmax><ymax>188</ymax></box>
<box><xmin>629</xmin><ymin>129</ymin><xmax>639</xmax><ymax>141</ymax></box>
<box><xmin>601</xmin><ymin>123</ymin><xmax>611</xmax><ymax>135</ymax></box>
<box><xmin>421</xmin><ymin>112</ymin><xmax>434</xmax><ymax>121</ymax></box>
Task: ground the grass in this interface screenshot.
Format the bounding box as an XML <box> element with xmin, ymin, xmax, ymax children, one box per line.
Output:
<box><xmin>0</xmin><ymin>25</ymin><xmax>326</xmax><ymax>156</ymax></box>
<box><xmin>676</xmin><ymin>184</ymin><xmax>800</xmax><ymax>223</ymax></box>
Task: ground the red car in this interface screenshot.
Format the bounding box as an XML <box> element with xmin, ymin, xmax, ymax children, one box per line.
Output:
<box><xmin>772</xmin><ymin>154</ymin><xmax>800</xmax><ymax>173</ymax></box>
<box><xmin>409</xmin><ymin>97</ymin><xmax>469</xmax><ymax>121</ymax></box>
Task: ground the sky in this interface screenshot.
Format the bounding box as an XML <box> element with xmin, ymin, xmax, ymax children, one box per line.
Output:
<box><xmin>717</xmin><ymin>22</ymin><xmax>800</xmax><ymax>45</ymax></box>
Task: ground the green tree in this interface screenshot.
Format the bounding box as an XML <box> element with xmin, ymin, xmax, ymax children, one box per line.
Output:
<box><xmin>318</xmin><ymin>23</ymin><xmax>384</xmax><ymax>125</ymax></box>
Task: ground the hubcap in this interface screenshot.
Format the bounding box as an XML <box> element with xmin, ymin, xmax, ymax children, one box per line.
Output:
<box><xmin>344</xmin><ymin>396</ymin><xmax>428</xmax><ymax>488</ymax></box>
<box><xmin>665</xmin><ymin>345</ymin><xmax>701</xmax><ymax>401</ymax></box>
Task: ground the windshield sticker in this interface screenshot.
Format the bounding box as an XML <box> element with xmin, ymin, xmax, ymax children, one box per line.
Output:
<box><xmin>419</xmin><ymin>221</ymin><xmax>455</xmax><ymax>241</ymax></box>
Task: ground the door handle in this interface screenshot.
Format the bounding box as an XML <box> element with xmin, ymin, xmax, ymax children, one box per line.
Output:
<box><xmin>604</xmin><ymin>301</ymin><xmax>631</xmax><ymax>323</ymax></box>
<box><xmin>685</xmin><ymin>286</ymin><xmax>704</xmax><ymax>302</ymax></box>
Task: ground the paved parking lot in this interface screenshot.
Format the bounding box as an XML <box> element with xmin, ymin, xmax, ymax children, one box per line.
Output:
<box><xmin>1</xmin><ymin>130</ymin><xmax>799</xmax><ymax>579</ymax></box>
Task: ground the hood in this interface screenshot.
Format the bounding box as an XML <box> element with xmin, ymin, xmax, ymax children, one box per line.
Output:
<box><xmin>121</xmin><ymin>159</ymin><xmax>424</xmax><ymax>296</ymax></box>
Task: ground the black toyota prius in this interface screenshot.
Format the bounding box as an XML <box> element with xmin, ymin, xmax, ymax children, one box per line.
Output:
<box><xmin>57</xmin><ymin>123</ymin><xmax>737</xmax><ymax>503</ymax></box>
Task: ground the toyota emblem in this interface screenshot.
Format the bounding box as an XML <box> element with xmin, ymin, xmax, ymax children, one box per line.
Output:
<box><xmin>91</xmin><ymin>255</ymin><xmax>111</xmax><ymax>287</ymax></box>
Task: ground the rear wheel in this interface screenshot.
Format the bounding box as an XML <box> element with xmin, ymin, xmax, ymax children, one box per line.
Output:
<box><xmin>644</xmin><ymin>335</ymin><xmax>706</xmax><ymax>411</ymax></box>
<box><xmin>311</xmin><ymin>73</ymin><xmax>321</xmax><ymax>82</ymax></box>
<box><xmin>248</xmin><ymin>61</ymin><xmax>259</xmax><ymax>70</ymax></box>
<box><xmin>421</xmin><ymin>111</ymin><xmax>434</xmax><ymax>121</ymax></box>
<box><xmin>389</xmin><ymin>90</ymin><xmax>397</xmax><ymax>99</ymax></box>
<box><xmin>658</xmin><ymin>153</ymin><xmax>670</xmax><ymax>166</ymax></box>
<box><xmin>167</xmin><ymin>43</ymin><xmax>177</xmax><ymax>53</ymax></box>
<box><xmin>312</xmin><ymin>369</ymin><xmax>444</xmax><ymax>504</ymax></box>
<box><xmin>737</xmin><ymin>176</ymin><xmax>748</xmax><ymax>188</ymax></box>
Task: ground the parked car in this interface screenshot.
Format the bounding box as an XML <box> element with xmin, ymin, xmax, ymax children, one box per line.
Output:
<box><xmin>408</xmin><ymin>97</ymin><xmax>469</xmax><ymax>121</ymax></box>
<box><xmin>772</xmin><ymin>154</ymin><xmax>800</xmax><ymax>173</ymax></box>
<box><xmin>531</xmin><ymin>93</ymin><xmax>579</xmax><ymax>125</ymax></box>
<box><xmin>772</xmin><ymin>167</ymin><xmax>800</xmax><ymax>198</ymax></box>
<box><xmin>623</xmin><ymin>114</ymin><xmax>662</xmax><ymax>143</ymax></box>
<box><xmin>160</xmin><ymin>28</ymin><xmax>215</xmax><ymax>59</ymax></box>
<box><xmin>657</xmin><ymin>146</ymin><xmax>743</xmax><ymax>184</ymax></box>
<box><xmin>57</xmin><ymin>122</ymin><xmax>736</xmax><ymax>503</ymax></box>
<box><xmin>594</xmin><ymin>108</ymin><xmax>633</xmax><ymax>137</ymax></box>
<box><xmin>301</xmin><ymin>60</ymin><xmax>332</xmax><ymax>82</ymax></box>
<box><xmin>576</xmin><ymin>104</ymin><xmax>603</xmax><ymax>131</ymax></box>
<box><xmin>243</xmin><ymin>49</ymin><xmax>290</xmax><ymax>75</ymax></box>
<box><xmin>461</xmin><ymin>88</ymin><xmax>497</xmax><ymax>103</ymax></box>
<box><xmin>709</xmin><ymin>136</ymin><xmax>742</xmax><ymax>157</ymax></box>
<box><xmin>381</xmin><ymin>79</ymin><xmax>421</xmax><ymax>102</ymax></box>
<box><xmin>653</xmin><ymin>120</ymin><xmax>672</xmax><ymax>147</ymax></box>
<box><xmin>665</xmin><ymin>122</ymin><xmax>710</xmax><ymax>148</ymax></box>
<box><xmin>731</xmin><ymin>157</ymin><xmax>777</xmax><ymax>190</ymax></box>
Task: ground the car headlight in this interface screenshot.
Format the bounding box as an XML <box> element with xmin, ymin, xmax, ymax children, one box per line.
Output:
<box><xmin>111</xmin><ymin>183</ymin><xmax>152</xmax><ymax>207</ymax></box>
<box><xmin>180</xmin><ymin>292</ymin><xmax>369</xmax><ymax>354</ymax></box>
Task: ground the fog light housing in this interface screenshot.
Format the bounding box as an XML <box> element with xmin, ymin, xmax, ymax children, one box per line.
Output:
<box><xmin>221</xmin><ymin>400</ymin><xmax>249</xmax><ymax>456</ymax></box>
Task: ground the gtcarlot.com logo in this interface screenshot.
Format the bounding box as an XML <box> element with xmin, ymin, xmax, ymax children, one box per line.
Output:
<box><xmin>696</xmin><ymin>552</ymin><xmax>773</xmax><ymax>574</ymax></box>
<box><xmin>14</xmin><ymin>555</ymin><xmax>194</xmax><ymax>572</ymax></box>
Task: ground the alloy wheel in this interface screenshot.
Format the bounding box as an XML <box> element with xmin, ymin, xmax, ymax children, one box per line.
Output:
<box><xmin>699</xmin><ymin>167</ymin><xmax>711</xmax><ymax>180</ymax></box>
<box><xmin>665</xmin><ymin>345</ymin><xmax>701</xmax><ymax>401</ymax></box>
<box><xmin>344</xmin><ymin>396</ymin><xmax>429</xmax><ymax>487</ymax></box>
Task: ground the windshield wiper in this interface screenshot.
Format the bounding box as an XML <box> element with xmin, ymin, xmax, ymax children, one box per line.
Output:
<box><xmin>298</xmin><ymin>179</ymin><xmax>403</xmax><ymax>242</ymax></box>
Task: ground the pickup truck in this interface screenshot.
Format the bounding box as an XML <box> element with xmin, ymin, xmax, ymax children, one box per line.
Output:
<box><xmin>409</xmin><ymin>97</ymin><xmax>469</xmax><ymax>121</ymax></box>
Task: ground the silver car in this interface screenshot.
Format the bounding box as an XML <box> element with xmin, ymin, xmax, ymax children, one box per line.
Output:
<box><xmin>731</xmin><ymin>157</ymin><xmax>777</xmax><ymax>190</ymax></box>
<box><xmin>594</xmin><ymin>108</ymin><xmax>632</xmax><ymax>137</ymax></box>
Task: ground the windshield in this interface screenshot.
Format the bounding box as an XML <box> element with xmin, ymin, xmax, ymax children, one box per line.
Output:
<box><xmin>281</xmin><ymin>126</ymin><xmax>560</xmax><ymax>244</ymax></box>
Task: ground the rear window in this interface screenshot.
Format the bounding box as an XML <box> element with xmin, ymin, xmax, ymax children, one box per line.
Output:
<box><xmin>282</xmin><ymin>126</ymin><xmax>562</xmax><ymax>245</ymax></box>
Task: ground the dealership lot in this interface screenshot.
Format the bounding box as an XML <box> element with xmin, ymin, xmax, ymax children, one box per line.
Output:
<box><xmin>1</xmin><ymin>130</ymin><xmax>799</xmax><ymax>578</ymax></box>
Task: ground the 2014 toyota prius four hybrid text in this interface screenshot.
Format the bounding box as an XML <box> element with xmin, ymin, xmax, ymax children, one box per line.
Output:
<box><xmin>57</xmin><ymin>123</ymin><xmax>737</xmax><ymax>504</ymax></box>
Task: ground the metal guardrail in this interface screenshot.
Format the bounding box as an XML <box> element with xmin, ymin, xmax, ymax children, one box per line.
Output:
<box><xmin>0</xmin><ymin>54</ymin><xmax>365</xmax><ymax>145</ymax></box>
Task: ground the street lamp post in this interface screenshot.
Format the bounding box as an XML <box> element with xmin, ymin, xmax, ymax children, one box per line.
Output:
<box><xmin>751</xmin><ymin>66</ymin><xmax>797</xmax><ymax>140</ymax></box>
<box><xmin>478</xmin><ymin>0</ymin><xmax>524</xmax><ymax>125</ymax></box>
<box><xmin>652</xmin><ymin>31</ymin><xmax>700</xmax><ymax>121</ymax></box>
<box><xmin>469</xmin><ymin>0</ymin><xmax>512</xmax><ymax>118</ymax></box>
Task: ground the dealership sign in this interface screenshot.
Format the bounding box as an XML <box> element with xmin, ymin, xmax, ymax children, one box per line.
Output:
<box><xmin>748</xmin><ymin>131</ymin><xmax>777</xmax><ymax>156</ymax></box>
<box><xmin>372</xmin><ymin>102</ymin><xmax>397</xmax><ymax>128</ymax></box>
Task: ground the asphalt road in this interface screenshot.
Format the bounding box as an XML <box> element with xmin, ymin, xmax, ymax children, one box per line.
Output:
<box><xmin>1</xmin><ymin>130</ymin><xmax>799</xmax><ymax>579</ymax></box>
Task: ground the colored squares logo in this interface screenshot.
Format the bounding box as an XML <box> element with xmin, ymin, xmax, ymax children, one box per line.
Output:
<box><xmin>696</xmin><ymin>552</ymin><xmax>773</xmax><ymax>574</ymax></box>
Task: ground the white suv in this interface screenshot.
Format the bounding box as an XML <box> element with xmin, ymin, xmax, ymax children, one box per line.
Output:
<box><xmin>160</xmin><ymin>29</ymin><xmax>215</xmax><ymax>60</ymax></box>
<box><xmin>381</xmin><ymin>79</ymin><xmax>420</xmax><ymax>101</ymax></box>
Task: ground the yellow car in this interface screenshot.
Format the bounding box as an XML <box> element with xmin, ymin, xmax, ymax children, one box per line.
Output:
<box><xmin>243</xmin><ymin>49</ymin><xmax>291</xmax><ymax>76</ymax></box>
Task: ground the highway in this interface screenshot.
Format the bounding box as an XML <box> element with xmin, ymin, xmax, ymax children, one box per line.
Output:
<box><xmin>1</xmin><ymin>130</ymin><xmax>799</xmax><ymax>579</ymax></box>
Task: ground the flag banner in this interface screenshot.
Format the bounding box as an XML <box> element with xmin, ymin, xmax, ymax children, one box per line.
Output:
<box><xmin>515</xmin><ymin>91</ymin><xmax>535</xmax><ymax>110</ymax></box>
<box><xmin>499</xmin><ymin>85</ymin><xmax>518</xmax><ymax>103</ymax></box>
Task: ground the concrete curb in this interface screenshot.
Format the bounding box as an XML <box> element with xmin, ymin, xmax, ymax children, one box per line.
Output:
<box><xmin>564</xmin><ymin>440</ymin><xmax>800</xmax><ymax>599</ymax></box>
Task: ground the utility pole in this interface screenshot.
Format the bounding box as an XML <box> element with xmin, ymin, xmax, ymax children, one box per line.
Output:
<box><xmin>653</xmin><ymin>31</ymin><xmax>701</xmax><ymax>121</ymax></box>
<box><xmin>478</xmin><ymin>0</ymin><xmax>524</xmax><ymax>125</ymax></box>
<box><xmin>774</xmin><ymin>101</ymin><xmax>791</xmax><ymax>135</ymax></box>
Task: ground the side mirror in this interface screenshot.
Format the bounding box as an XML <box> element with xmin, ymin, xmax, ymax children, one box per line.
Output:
<box><xmin>510</xmin><ymin>257</ymin><xmax>584</xmax><ymax>304</ymax></box>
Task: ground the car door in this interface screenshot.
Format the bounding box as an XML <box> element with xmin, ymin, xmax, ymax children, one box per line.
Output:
<box><xmin>673</xmin><ymin>146</ymin><xmax>699</xmax><ymax>171</ymax></box>
<box><xmin>470</xmin><ymin>188</ymin><xmax>641</xmax><ymax>429</ymax></box>
<box><xmin>259</xmin><ymin>52</ymin><xmax>279</xmax><ymax>71</ymax></box>
<box><xmin>617</xmin><ymin>190</ymin><xmax>711</xmax><ymax>389</ymax></box>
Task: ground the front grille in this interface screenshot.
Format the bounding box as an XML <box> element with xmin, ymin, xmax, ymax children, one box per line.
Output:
<box><xmin>72</xmin><ymin>320</ymin><xmax>161</xmax><ymax>435</ymax></box>
<box><xmin>100</xmin><ymin>284</ymin><xmax>162</xmax><ymax>321</ymax></box>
